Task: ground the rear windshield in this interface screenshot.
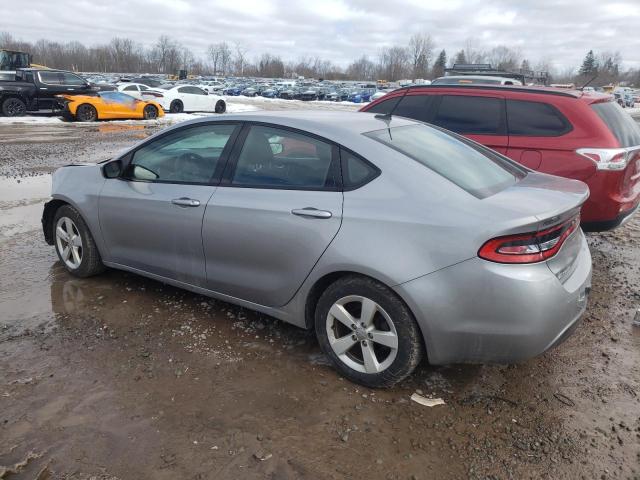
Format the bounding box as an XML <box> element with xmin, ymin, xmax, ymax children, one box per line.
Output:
<box><xmin>591</xmin><ymin>101</ymin><xmax>640</xmax><ymax>147</ymax></box>
<box><xmin>365</xmin><ymin>124</ymin><xmax>525</xmax><ymax>198</ymax></box>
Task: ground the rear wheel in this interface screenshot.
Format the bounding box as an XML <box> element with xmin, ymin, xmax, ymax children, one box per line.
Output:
<box><xmin>214</xmin><ymin>100</ymin><xmax>226</xmax><ymax>114</ymax></box>
<box><xmin>53</xmin><ymin>205</ymin><xmax>105</xmax><ymax>277</ymax></box>
<box><xmin>1</xmin><ymin>97</ymin><xmax>27</xmax><ymax>117</ymax></box>
<box><xmin>75</xmin><ymin>104</ymin><xmax>97</xmax><ymax>122</ymax></box>
<box><xmin>143</xmin><ymin>104</ymin><xmax>158</xmax><ymax>120</ymax></box>
<box><xmin>315</xmin><ymin>275</ymin><xmax>424</xmax><ymax>388</ymax></box>
<box><xmin>169</xmin><ymin>100</ymin><xmax>183</xmax><ymax>113</ymax></box>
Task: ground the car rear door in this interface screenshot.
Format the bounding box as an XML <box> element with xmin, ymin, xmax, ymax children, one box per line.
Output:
<box><xmin>505</xmin><ymin>99</ymin><xmax>577</xmax><ymax>172</ymax></box>
<box><xmin>202</xmin><ymin>123</ymin><xmax>343</xmax><ymax>307</ymax></box>
<box><xmin>98</xmin><ymin>122</ymin><xmax>241</xmax><ymax>286</ymax></box>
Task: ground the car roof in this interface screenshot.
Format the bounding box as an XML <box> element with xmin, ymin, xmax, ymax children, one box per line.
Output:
<box><xmin>395</xmin><ymin>83</ymin><xmax>612</xmax><ymax>103</ymax></box>
<box><xmin>154</xmin><ymin>111</ymin><xmax>419</xmax><ymax>145</ymax></box>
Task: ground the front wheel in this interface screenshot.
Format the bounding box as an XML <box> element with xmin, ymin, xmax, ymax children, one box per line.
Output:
<box><xmin>1</xmin><ymin>97</ymin><xmax>27</xmax><ymax>117</ymax></box>
<box><xmin>315</xmin><ymin>276</ymin><xmax>424</xmax><ymax>388</ymax></box>
<box><xmin>53</xmin><ymin>205</ymin><xmax>105</xmax><ymax>277</ymax></box>
<box><xmin>214</xmin><ymin>100</ymin><xmax>226</xmax><ymax>114</ymax></box>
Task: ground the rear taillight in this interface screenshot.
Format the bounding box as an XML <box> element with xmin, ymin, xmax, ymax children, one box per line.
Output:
<box><xmin>478</xmin><ymin>216</ymin><xmax>580</xmax><ymax>264</ymax></box>
<box><xmin>143</xmin><ymin>92</ymin><xmax>164</xmax><ymax>98</ymax></box>
<box><xmin>576</xmin><ymin>147</ymin><xmax>630</xmax><ymax>171</ymax></box>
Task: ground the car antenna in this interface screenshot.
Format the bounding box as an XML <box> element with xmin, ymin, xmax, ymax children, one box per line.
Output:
<box><xmin>580</xmin><ymin>73</ymin><xmax>598</xmax><ymax>90</ymax></box>
<box><xmin>374</xmin><ymin>113</ymin><xmax>393</xmax><ymax>139</ymax></box>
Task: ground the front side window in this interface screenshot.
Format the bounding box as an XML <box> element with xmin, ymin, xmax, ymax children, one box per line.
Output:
<box><xmin>232</xmin><ymin>125</ymin><xmax>337</xmax><ymax>189</ymax></box>
<box><xmin>61</xmin><ymin>72</ymin><xmax>86</xmax><ymax>86</ymax></box>
<box><xmin>366</xmin><ymin>96</ymin><xmax>401</xmax><ymax>114</ymax></box>
<box><xmin>365</xmin><ymin>124</ymin><xmax>524</xmax><ymax>198</ymax></box>
<box><xmin>127</xmin><ymin>124</ymin><xmax>238</xmax><ymax>183</ymax></box>
<box><xmin>507</xmin><ymin>100</ymin><xmax>572</xmax><ymax>136</ymax></box>
<box><xmin>393</xmin><ymin>94</ymin><xmax>438</xmax><ymax>123</ymax></box>
<box><xmin>432</xmin><ymin>95</ymin><xmax>504</xmax><ymax>135</ymax></box>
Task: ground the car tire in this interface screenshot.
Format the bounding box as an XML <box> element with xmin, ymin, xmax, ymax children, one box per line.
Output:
<box><xmin>315</xmin><ymin>275</ymin><xmax>424</xmax><ymax>388</ymax></box>
<box><xmin>1</xmin><ymin>97</ymin><xmax>27</xmax><ymax>117</ymax></box>
<box><xmin>169</xmin><ymin>100</ymin><xmax>183</xmax><ymax>113</ymax></box>
<box><xmin>143</xmin><ymin>105</ymin><xmax>159</xmax><ymax>120</ymax></box>
<box><xmin>53</xmin><ymin>205</ymin><xmax>105</xmax><ymax>278</ymax></box>
<box><xmin>214</xmin><ymin>100</ymin><xmax>226</xmax><ymax>114</ymax></box>
<box><xmin>76</xmin><ymin>104</ymin><xmax>98</xmax><ymax>122</ymax></box>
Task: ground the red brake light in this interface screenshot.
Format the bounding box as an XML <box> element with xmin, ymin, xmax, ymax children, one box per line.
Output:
<box><xmin>478</xmin><ymin>216</ymin><xmax>580</xmax><ymax>264</ymax></box>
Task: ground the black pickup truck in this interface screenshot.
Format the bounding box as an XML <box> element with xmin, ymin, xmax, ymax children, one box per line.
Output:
<box><xmin>0</xmin><ymin>68</ymin><xmax>111</xmax><ymax>116</ymax></box>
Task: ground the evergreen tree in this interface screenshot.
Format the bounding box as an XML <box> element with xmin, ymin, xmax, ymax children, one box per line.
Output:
<box><xmin>579</xmin><ymin>50</ymin><xmax>598</xmax><ymax>76</ymax></box>
<box><xmin>520</xmin><ymin>59</ymin><xmax>531</xmax><ymax>72</ymax></box>
<box><xmin>453</xmin><ymin>49</ymin><xmax>467</xmax><ymax>65</ymax></box>
<box><xmin>432</xmin><ymin>49</ymin><xmax>447</xmax><ymax>77</ymax></box>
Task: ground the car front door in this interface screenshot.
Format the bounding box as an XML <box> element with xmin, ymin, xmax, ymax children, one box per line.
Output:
<box><xmin>98</xmin><ymin>123</ymin><xmax>241</xmax><ymax>286</ymax></box>
<box><xmin>429</xmin><ymin>94</ymin><xmax>509</xmax><ymax>154</ymax></box>
<box><xmin>202</xmin><ymin>124</ymin><xmax>343</xmax><ymax>307</ymax></box>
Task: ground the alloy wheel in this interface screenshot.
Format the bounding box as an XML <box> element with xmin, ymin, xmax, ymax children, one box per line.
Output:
<box><xmin>5</xmin><ymin>98</ymin><xmax>26</xmax><ymax>116</ymax></box>
<box><xmin>55</xmin><ymin>216</ymin><xmax>83</xmax><ymax>269</ymax></box>
<box><xmin>326</xmin><ymin>295</ymin><xmax>399</xmax><ymax>374</ymax></box>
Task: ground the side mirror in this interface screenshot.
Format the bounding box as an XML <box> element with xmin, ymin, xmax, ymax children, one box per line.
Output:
<box><xmin>103</xmin><ymin>159</ymin><xmax>123</xmax><ymax>178</ymax></box>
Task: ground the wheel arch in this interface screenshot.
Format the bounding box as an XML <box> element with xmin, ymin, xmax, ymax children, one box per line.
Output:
<box><xmin>42</xmin><ymin>197</ymin><xmax>105</xmax><ymax>258</ymax></box>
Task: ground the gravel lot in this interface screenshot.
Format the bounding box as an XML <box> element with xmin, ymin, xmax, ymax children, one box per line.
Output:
<box><xmin>0</xmin><ymin>103</ymin><xmax>639</xmax><ymax>479</ymax></box>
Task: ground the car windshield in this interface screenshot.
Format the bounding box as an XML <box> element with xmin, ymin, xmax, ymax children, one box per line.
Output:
<box><xmin>365</xmin><ymin>124</ymin><xmax>525</xmax><ymax>198</ymax></box>
<box><xmin>591</xmin><ymin>101</ymin><xmax>640</xmax><ymax>147</ymax></box>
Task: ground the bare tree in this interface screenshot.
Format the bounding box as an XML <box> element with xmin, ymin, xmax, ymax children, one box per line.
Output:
<box><xmin>233</xmin><ymin>41</ymin><xmax>248</xmax><ymax>76</ymax></box>
<box><xmin>407</xmin><ymin>33</ymin><xmax>434</xmax><ymax>80</ymax></box>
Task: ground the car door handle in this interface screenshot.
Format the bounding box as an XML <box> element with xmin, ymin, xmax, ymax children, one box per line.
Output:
<box><xmin>291</xmin><ymin>208</ymin><xmax>332</xmax><ymax>219</ymax></box>
<box><xmin>171</xmin><ymin>197</ymin><xmax>201</xmax><ymax>207</ymax></box>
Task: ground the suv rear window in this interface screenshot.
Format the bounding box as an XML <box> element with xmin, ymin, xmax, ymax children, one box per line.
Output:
<box><xmin>432</xmin><ymin>95</ymin><xmax>504</xmax><ymax>135</ymax></box>
<box><xmin>365</xmin><ymin>124</ymin><xmax>524</xmax><ymax>198</ymax></box>
<box><xmin>506</xmin><ymin>100</ymin><xmax>572</xmax><ymax>136</ymax></box>
<box><xmin>591</xmin><ymin>101</ymin><xmax>640</xmax><ymax>147</ymax></box>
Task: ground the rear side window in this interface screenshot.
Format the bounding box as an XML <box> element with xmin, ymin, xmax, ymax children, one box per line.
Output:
<box><xmin>365</xmin><ymin>124</ymin><xmax>524</xmax><ymax>198</ymax></box>
<box><xmin>393</xmin><ymin>95</ymin><xmax>438</xmax><ymax>123</ymax></box>
<box><xmin>591</xmin><ymin>101</ymin><xmax>640</xmax><ymax>147</ymax></box>
<box><xmin>507</xmin><ymin>100</ymin><xmax>572</xmax><ymax>136</ymax></box>
<box><xmin>232</xmin><ymin>125</ymin><xmax>337</xmax><ymax>189</ymax></box>
<box><xmin>366</xmin><ymin>96</ymin><xmax>401</xmax><ymax>114</ymax></box>
<box><xmin>340</xmin><ymin>149</ymin><xmax>380</xmax><ymax>189</ymax></box>
<box><xmin>39</xmin><ymin>71</ymin><xmax>62</xmax><ymax>84</ymax></box>
<box><xmin>432</xmin><ymin>95</ymin><xmax>504</xmax><ymax>135</ymax></box>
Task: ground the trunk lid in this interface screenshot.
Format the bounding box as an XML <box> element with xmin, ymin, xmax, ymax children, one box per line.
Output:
<box><xmin>479</xmin><ymin>172</ymin><xmax>589</xmax><ymax>281</ymax></box>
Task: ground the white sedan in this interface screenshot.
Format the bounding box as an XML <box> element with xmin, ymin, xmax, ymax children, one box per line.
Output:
<box><xmin>117</xmin><ymin>83</ymin><xmax>157</xmax><ymax>100</ymax></box>
<box><xmin>149</xmin><ymin>85</ymin><xmax>226</xmax><ymax>114</ymax></box>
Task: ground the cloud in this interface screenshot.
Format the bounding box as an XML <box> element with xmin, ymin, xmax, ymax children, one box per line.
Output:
<box><xmin>4</xmin><ymin>0</ymin><xmax>639</xmax><ymax>71</ymax></box>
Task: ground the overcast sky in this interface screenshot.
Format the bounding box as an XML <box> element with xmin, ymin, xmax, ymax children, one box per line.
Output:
<box><xmin>6</xmin><ymin>0</ymin><xmax>640</xmax><ymax>71</ymax></box>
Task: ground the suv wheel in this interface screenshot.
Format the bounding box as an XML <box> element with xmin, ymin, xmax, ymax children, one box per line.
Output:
<box><xmin>315</xmin><ymin>275</ymin><xmax>424</xmax><ymax>388</ymax></box>
<box><xmin>2</xmin><ymin>97</ymin><xmax>27</xmax><ymax>117</ymax></box>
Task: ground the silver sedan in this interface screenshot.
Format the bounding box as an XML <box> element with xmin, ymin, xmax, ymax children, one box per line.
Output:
<box><xmin>42</xmin><ymin>111</ymin><xmax>592</xmax><ymax>387</ymax></box>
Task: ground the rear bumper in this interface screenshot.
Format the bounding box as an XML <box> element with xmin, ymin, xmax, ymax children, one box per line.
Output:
<box><xmin>394</xmin><ymin>231</ymin><xmax>592</xmax><ymax>365</ymax></box>
<box><xmin>582</xmin><ymin>201</ymin><xmax>639</xmax><ymax>231</ymax></box>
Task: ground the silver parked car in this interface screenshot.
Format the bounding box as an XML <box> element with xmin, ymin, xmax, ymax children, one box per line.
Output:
<box><xmin>42</xmin><ymin>111</ymin><xmax>592</xmax><ymax>387</ymax></box>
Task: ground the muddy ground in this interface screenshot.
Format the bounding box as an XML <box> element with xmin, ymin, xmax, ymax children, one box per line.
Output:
<box><xmin>0</xmin><ymin>107</ymin><xmax>639</xmax><ymax>480</ymax></box>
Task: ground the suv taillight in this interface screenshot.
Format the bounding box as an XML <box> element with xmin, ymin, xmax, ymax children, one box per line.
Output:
<box><xmin>576</xmin><ymin>147</ymin><xmax>631</xmax><ymax>171</ymax></box>
<box><xmin>478</xmin><ymin>216</ymin><xmax>580</xmax><ymax>264</ymax></box>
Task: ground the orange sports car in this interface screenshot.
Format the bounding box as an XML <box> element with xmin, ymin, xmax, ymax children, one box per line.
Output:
<box><xmin>57</xmin><ymin>91</ymin><xmax>164</xmax><ymax>122</ymax></box>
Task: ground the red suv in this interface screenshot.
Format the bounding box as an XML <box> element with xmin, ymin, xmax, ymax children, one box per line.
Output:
<box><xmin>361</xmin><ymin>85</ymin><xmax>640</xmax><ymax>230</ymax></box>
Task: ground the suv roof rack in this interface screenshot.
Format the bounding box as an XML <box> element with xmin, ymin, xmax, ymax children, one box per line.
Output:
<box><xmin>396</xmin><ymin>83</ymin><xmax>581</xmax><ymax>99</ymax></box>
